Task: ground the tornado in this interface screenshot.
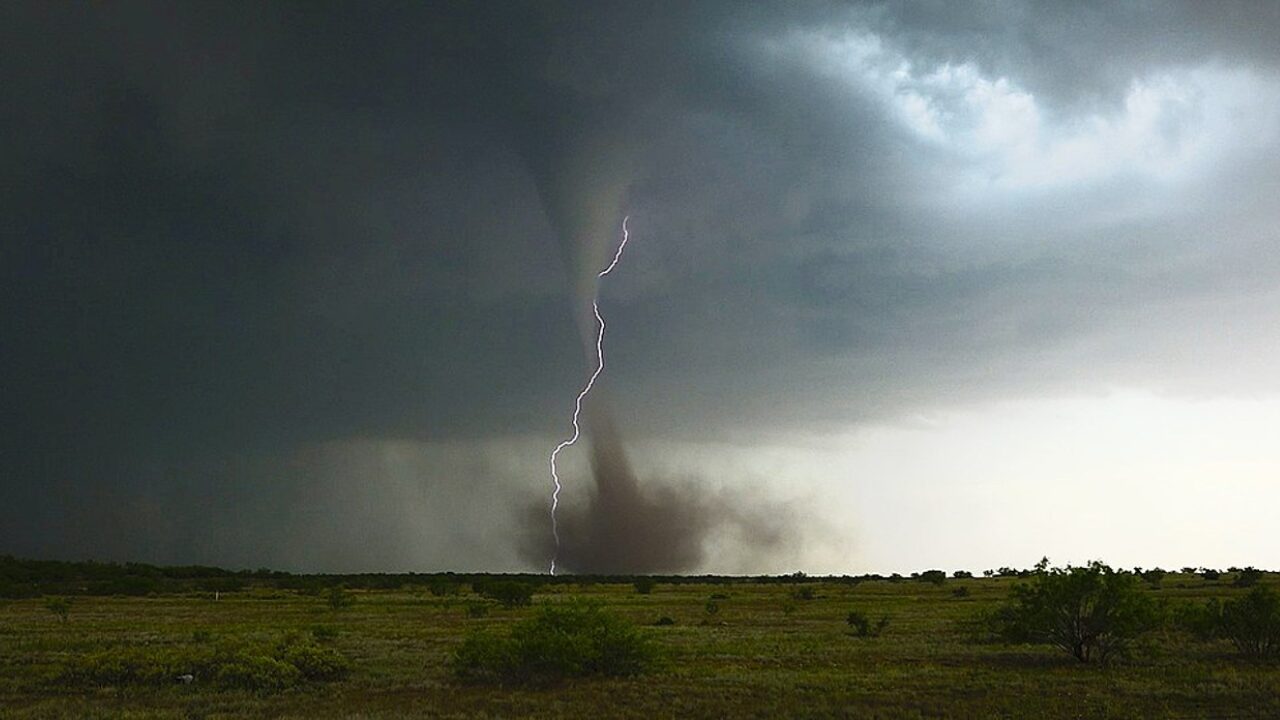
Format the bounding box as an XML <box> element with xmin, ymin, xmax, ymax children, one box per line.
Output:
<box><xmin>507</xmin><ymin>19</ymin><xmax>779</xmax><ymax>574</ymax></box>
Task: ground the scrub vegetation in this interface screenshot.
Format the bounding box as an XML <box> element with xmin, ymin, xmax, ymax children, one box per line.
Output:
<box><xmin>1</xmin><ymin>556</ymin><xmax>1278</xmax><ymax>718</ymax></box>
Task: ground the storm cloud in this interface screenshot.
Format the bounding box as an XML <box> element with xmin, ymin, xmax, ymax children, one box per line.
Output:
<box><xmin>3</xmin><ymin>2</ymin><xmax>1280</xmax><ymax>572</ymax></box>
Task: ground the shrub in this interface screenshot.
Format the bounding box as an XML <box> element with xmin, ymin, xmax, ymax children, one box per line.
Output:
<box><xmin>953</xmin><ymin>570</ymin><xmax>974</xmax><ymax>579</ymax></box>
<box><xmin>1140</xmin><ymin>569</ymin><xmax>1167</xmax><ymax>587</ymax></box>
<box><xmin>428</xmin><ymin>579</ymin><xmax>461</xmax><ymax>597</ymax></box>
<box><xmin>704</xmin><ymin>598</ymin><xmax>720</xmax><ymax>616</ymax></box>
<box><xmin>277</xmin><ymin>641</ymin><xmax>351</xmax><ymax>681</ymax></box>
<box><xmin>918</xmin><ymin>570</ymin><xmax>947</xmax><ymax>586</ymax></box>
<box><xmin>1185</xmin><ymin>586</ymin><xmax>1280</xmax><ymax>659</ymax></box>
<box><xmin>326</xmin><ymin>586</ymin><xmax>355</xmax><ymax>611</ymax></box>
<box><xmin>991</xmin><ymin>560</ymin><xmax>1158</xmax><ymax>663</ymax></box>
<box><xmin>846</xmin><ymin>610</ymin><xmax>889</xmax><ymax>638</ymax></box>
<box><xmin>465</xmin><ymin>601</ymin><xmax>491</xmax><ymax>618</ymax></box>
<box><xmin>1233</xmin><ymin>568</ymin><xmax>1264</xmax><ymax>588</ymax></box>
<box><xmin>1219</xmin><ymin>586</ymin><xmax>1280</xmax><ymax>658</ymax></box>
<box><xmin>59</xmin><ymin>636</ymin><xmax>350</xmax><ymax>691</ymax></box>
<box><xmin>654</xmin><ymin>616</ymin><xmax>676</xmax><ymax>626</ymax></box>
<box><xmin>633</xmin><ymin>577</ymin><xmax>656</xmax><ymax>595</ymax></box>
<box><xmin>791</xmin><ymin>586</ymin><xmax>817</xmax><ymax>601</ymax></box>
<box><xmin>452</xmin><ymin>602</ymin><xmax>655</xmax><ymax>684</ymax></box>
<box><xmin>951</xmin><ymin>586</ymin><xmax>971</xmax><ymax>599</ymax></box>
<box><xmin>310</xmin><ymin>625</ymin><xmax>339</xmax><ymax>642</ymax></box>
<box><xmin>214</xmin><ymin>655</ymin><xmax>302</xmax><ymax>691</ymax></box>
<box><xmin>44</xmin><ymin>597</ymin><xmax>71</xmax><ymax>623</ymax></box>
<box><xmin>1201</xmin><ymin>569</ymin><xmax>1221</xmax><ymax>581</ymax></box>
<box><xmin>475</xmin><ymin>581</ymin><xmax>534</xmax><ymax>608</ymax></box>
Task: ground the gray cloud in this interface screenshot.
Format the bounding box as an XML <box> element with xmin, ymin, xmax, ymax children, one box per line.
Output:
<box><xmin>3</xmin><ymin>2</ymin><xmax>1279</xmax><ymax>570</ymax></box>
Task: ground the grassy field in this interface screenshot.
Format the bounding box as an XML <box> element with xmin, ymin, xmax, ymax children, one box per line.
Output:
<box><xmin>2</xmin><ymin>573</ymin><xmax>1278</xmax><ymax>719</ymax></box>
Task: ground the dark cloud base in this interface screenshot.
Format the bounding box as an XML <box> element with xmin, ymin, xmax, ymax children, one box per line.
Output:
<box><xmin>4</xmin><ymin>2</ymin><xmax>1280</xmax><ymax>570</ymax></box>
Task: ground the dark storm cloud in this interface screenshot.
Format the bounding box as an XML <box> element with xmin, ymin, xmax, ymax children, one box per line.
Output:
<box><xmin>3</xmin><ymin>2</ymin><xmax>1279</xmax><ymax>569</ymax></box>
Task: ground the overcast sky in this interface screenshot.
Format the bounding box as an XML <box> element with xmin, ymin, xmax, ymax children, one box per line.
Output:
<box><xmin>4</xmin><ymin>2</ymin><xmax>1279</xmax><ymax>574</ymax></box>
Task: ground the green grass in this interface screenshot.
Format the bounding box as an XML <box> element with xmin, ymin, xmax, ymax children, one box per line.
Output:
<box><xmin>2</xmin><ymin>574</ymin><xmax>1277</xmax><ymax>718</ymax></box>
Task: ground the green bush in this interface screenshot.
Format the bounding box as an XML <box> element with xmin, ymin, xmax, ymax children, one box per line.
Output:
<box><xmin>918</xmin><ymin>570</ymin><xmax>947</xmax><ymax>586</ymax></box>
<box><xmin>310</xmin><ymin>624</ymin><xmax>339</xmax><ymax>642</ymax></box>
<box><xmin>1233</xmin><ymin>568</ymin><xmax>1264</xmax><ymax>588</ymax></box>
<box><xmin>277</xmin><ymin>641</ymin><xmax>351</xmax><ymax>680</ymax></box>
<box><xmin>991</xmin><ymin>560</ymin><xmax>1159</xmax><ymax>663</ymax></box>
<box><xmin>326</xmin><ymin>586</ymin><xmax>356</xmax><ymax>610</ymax></box>
<box><xmin>465</xmin><ymin>600</ymin><xmax>491</xmax><ymax>618</ymax></box>
<box><xmin>44</xmin><ymin>597</ymin><xmax>71</xmax><ymax>622</ymax></box>
<box><xmin>475</xmin><ymin>581</ymin><xmax>534</xmax><ymax>608</ymax></box>
<box><xmin>846</xmin><ymin>610</ymin><xmax>890</xmax><ymax>638</ymax></box>
<box><xmin>61</xmin><ymin>647</ymin><xmax>178</xmax><ymax>686</ymax></box>
<box><xmin>1218</xmin><ymin>586</ymin><xmax>1280</xmax><ymax>658</ymax></box>
<box><xmin>1184</xmin><ymin>586</ymin><xmax>1280</xmax><ymax>659</ymax></box>
<box><xmin>214</xmin><ymin>655</ymin><xmax>302</xmax><ymax>691</ymax></box>
<box><xmin>452</xmin><ymin>602</ymin><xmax>656</xmax><ymax>684</ymax></box>
<box><xmin>59</xmin><ymin>636</ymin><xmax>350</xmax><ymax>691</ymax></box>
<box><xmin>1140</xmin><ymin>569</ymin><xmax>1167</xmax><ymax>587</ymax></box>
<box><xmin>633</xmin><ymin>577</ymin><xmax>657</xmax><ymax>595</ymax></box>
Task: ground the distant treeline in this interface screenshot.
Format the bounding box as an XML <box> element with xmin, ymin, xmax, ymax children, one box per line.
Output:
<box><xmin>0</xmin><ymin>554</ymin><xmax>1266</xmax><ymax>599</ymax></box>
<box><xmin>0</xmin><ymin>556</ymin><xmax>280</xmax><ymax>598</ymax></box>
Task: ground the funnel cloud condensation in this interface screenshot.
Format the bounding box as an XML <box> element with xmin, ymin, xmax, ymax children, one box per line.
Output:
<box><xmin>526</xmin><ymin>407</ymin><xmax>791</xmax><ymax>574</ymax></box>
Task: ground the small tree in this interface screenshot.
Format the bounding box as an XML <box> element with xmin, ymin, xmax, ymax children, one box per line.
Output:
<box><xmin>992</xmin><ymin>560</ymin><xmax>1158</xmax><ymax>663</ymax></box>
<box><xmin>1140</xmin><ymin>568</ymin><xmax>1167</xmax><ymax>587</ymax></box>
<box><xmin>918</xmin><ymin>570</ymin><xmax>947</xmax><ymax>586</ymax></box>
<box><xmin>846</xmin><ymin>610</ymin><xmax>890</xmax><ymax>638</ymax></box>
<box><xmin>1233</xmin><ymin>567</ymin><xmax>1264</xmax><ymax>588</ymax></box>
<box><xmin>633</xmin><ymin>577</ymin><xmax>656</xmax><ymax>595</ymax></box>
<box><xmin>1191</xmin><ymin>586</ymin><xmax>1280</xmax><ymax>659</ymax></box>
<box><xmin>45</xmin><ymin>597</ymin><xmax>71</xmax><ymax>623</ymax></box>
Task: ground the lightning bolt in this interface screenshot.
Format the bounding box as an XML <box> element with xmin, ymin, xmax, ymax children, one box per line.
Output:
<box><xmin>548</xmin><ymin>215</ymin><xmax>631</xmax><ymax>575</ymax></box>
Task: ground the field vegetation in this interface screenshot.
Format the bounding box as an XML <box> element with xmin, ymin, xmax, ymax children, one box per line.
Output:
<box><xmin>1</xmin><ymin>555</ymin><xmax>1278</xmax><ymax>718</ymax></box>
